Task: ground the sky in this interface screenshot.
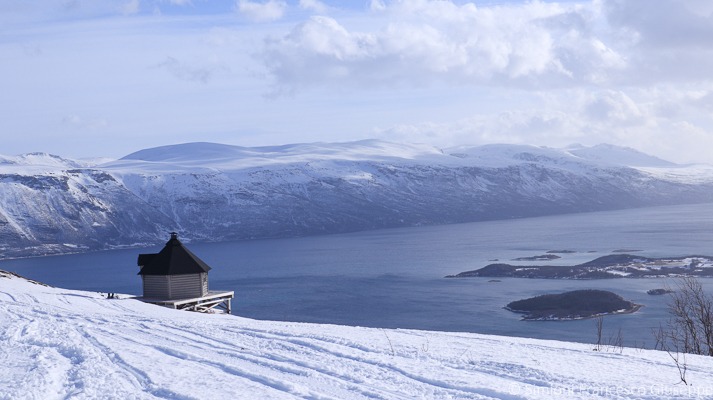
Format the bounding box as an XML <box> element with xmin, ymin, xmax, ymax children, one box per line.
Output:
<box><xmin>2</xmin><ymin>0</ymin><xmax>713</xmax><ymax>163</ymax></box>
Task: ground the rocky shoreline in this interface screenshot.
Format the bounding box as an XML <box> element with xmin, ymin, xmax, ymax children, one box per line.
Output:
<box><xmin>446</xmin><ymin>254</ymin><xmax>713</xmax><ymax>279</ymax></box>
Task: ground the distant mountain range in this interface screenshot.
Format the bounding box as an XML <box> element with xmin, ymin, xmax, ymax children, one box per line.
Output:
<box><xmin>2</xmin><ymin>140</ymin><xmax>713</xmax><ymax>258</ymax></box>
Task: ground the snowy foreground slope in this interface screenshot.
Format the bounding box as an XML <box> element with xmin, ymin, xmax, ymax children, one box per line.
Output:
<box><xmin>2</xmin><ymin>273</ymin><xmax>713</xmax><ymax>400</ymax></box>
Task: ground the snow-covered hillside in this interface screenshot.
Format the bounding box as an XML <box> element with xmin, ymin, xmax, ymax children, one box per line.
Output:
<box><xmin>2</xmin><ymin>271</ymin><xmax>712</xmax><ymax>399</ymax></box>
<box><xmin>0</xmin><ymin>153</ymin><xmax>176</xmax><ymax>258</ymax></box>
<box><xmin>3</xmin><ymin>140</ymin><xmax>713</xmax><ymax>258</ymax></box>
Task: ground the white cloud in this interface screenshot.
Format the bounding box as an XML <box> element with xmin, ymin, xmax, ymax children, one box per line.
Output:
<box><xmin>236</xmin><ymin>0</ymin><xmax>287</xmax><ymax>22</ymax></box>
<box><xmin>257</xmin><ymin>0</ymin><xmax>713</xmax><ymax>93</ymax></box>
<box><xmin>4</xmin><ymin>0</ymin><xmax>713</xmax><ymax>164</ymax></box>
<box><xmin>376</xmin><ymin>107</ymin><xmax>583</xmax><ymax>150</ymax></box>
<box><xmin>602</xmin><ymin>0</ymin><xmax>713</xmax><ymax>84</ymax></box>
<box><xmin>372</xmin><ymin>82</ymin><xmax>713</xmax><ymax>164</ymax></box>
<box><xmin>299</xmin><ymin>0</ymin><xmax>327</xmax><ymax>13</ymax></box>
<box><xmin>584</xmin><ymin>90</ymin><xmax>647</xmax><ymax>126</ymax></box>
<box><xmin>62</xmin><ymin>115</ymin><xmax>109</xmax><ymax>130</ymax></box>
<box><xmin>370</xmin><ymin>0</ymin><xmax>386</xmax><ymax>12</ymax></box>
<box><xmin>260</xmin><ymin>1</ymin><xmax>627</xmax><ymax>92</ymax></box>
<box><xmin>248</xmin><ymin>0</ymin><xmax>713</xmax><ymax>163</ymax></box>
<box><xmin>158</xmin><ymin>57</ymin><xmax>205</xmax><ymax>83</ymax></box>
<box><xmin>121</xmin><ymin>0</ymin><xmax>141</xmax><ymax>15</ymax></box>
<box><xmin>604</xmin><ymin>0</ymin><xmax>713</xmax><ymax>48</ymax></box>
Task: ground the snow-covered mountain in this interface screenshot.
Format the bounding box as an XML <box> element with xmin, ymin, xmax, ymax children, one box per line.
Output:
<box><xmin>3</xmin><ymin>271</ymin><xmax>713</xmax><ymax>399</ymax></box>
<box><xmin>0</xmin><ymin>153</ymin><xmax>175</xmax><ymax>258</ymax></box>
<box><xmin>3</xmin><ymin>140</ymin><xmax>713</xmax><ymax>258</ymax></box>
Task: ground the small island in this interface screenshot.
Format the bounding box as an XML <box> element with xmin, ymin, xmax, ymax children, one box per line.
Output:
<box><xmin>647</xmin><ymin>288</ymin><xmax>673</xmax><ymax>295</ymax></box>
<box><xmin>612</xmin><ymin>249</ymin><xmax>642</xmax><ymax>253</ymax></box>
<box><xmin>511</xmin><ymin>254</ymin><xmax>561</xmax><ymax>261</ymax></box>
<box><xmin>506</xmin><ymin>289</ymin><xmax>641</xmax><ymax>321</ymax></box>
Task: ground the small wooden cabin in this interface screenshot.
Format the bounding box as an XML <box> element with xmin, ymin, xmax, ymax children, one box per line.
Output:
<box><xmin>137</xmin><ymin>232</ymin><xmax>211</xmax><ymax>300</ymax></box>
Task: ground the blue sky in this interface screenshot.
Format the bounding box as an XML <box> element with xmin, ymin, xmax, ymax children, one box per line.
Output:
<box><xmin>2</xmin><ymin>0</ymin><xmax>713</xmax><ymax>163</ymax></box>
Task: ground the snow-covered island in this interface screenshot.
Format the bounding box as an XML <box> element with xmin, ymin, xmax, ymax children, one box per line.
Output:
<box><xmin>3</xmin><ymin>271</ymin><xmax>713</xmax><ymax>399</ymax></box>
<box><xmin>505</xmin><ymin>290</ymin><xmax>641</xmax><ymax>321</ymax></box>
<box><xmin>447</xmin><ymin>254</ymin><xmax>713</xmax><ymax>279</ymax></box>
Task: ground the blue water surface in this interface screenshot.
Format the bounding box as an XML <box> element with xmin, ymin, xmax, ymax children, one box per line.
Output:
<box><xmin>4</xmin><ymin>202</ymin><xmax>713</xmax><ymax>347</ymax></box>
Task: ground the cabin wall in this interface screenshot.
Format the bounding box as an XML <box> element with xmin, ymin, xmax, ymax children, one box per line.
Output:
<box><xmin>169</xmin><ymin>273</ymin><xmax>205</xmax><ymax>299</ymax></box>
<box><xmin>142</xmin><ymin>273</ymin><xmax>208</xmax><ymax>300</ymax></box>
<box><xmin>142</xmin><ymin>275</ymin><xmax>170</xmax><ymax>299</ymax></box>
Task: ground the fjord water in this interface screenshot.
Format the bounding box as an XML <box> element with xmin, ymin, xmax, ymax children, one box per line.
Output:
<box><xmin>4</xmin><ymin>202</ymin><xmax>713</xmax><ymax>347</ymax></box>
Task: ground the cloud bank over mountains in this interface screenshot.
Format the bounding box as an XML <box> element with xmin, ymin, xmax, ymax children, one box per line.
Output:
<box><xmin>263</xmin><ymin>1</ymin><xmax>618</xmax><ymax>89</ymax></box>
<box><xmin>2</xmin><ymin>0</ymin><xmax>713</xmax><ymax>163</ymax></box>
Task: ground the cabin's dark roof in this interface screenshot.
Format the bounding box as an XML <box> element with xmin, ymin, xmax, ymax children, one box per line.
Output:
<box><xmin>137</xmin><ymin>233</ymin><xmax>212</xmax><ymax>276</ymax></box>
<box><xmin>137</xmin><ymin>254</ymin><xmax>157</xmax><ymax>268</ymax></box>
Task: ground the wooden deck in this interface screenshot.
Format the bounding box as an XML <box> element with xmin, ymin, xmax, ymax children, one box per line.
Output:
<box><xmin>136</xmin><ymin>290</ymin><xmax>234</xmax><ymax>314</ymax></box>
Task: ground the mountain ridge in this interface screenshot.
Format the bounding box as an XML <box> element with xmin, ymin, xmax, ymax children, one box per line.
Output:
<box><xmin>2</xmin><ymin>140</ymin><xmax>713</xmax><ymax>258</ymax></box>
<box><xmin>116</xmin><ymin>140</ymin><xmax>682</xmax><ymax>169</ymax></box>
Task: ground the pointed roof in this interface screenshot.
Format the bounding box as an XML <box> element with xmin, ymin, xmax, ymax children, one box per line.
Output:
<box><xmin>137</xmin><ymin>232</ymin><xmax>212</xmax><ymax>276</ymax></box>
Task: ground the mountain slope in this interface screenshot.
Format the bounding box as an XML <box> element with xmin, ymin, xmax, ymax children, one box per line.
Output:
<box><xmin>105</xmin><ymin>141</ymin><xmax>713</xmax><ymax>243</ymax></box>
<box><xmin>3</xmin><ymin>141</ymin><xmax>713</xmax><ymax>257</ymax></box>
<box><xmin>0</xmin><ymin>154</ymin><xmax>177</xmax><ymax>257</ymax></box>
<box><xmin>566</xmin><ymin>143</ymin><xmax>678</xmax><ymax>167</ymax></box>
<box><xmin>2</xmin><ymin>272</ymin><xmax>712</xmax><ymax>399</ymax></box>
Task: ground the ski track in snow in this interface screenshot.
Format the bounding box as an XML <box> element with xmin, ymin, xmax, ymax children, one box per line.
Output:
<box><xmin>2</xmin><ymin>275</ymin><xmax>713</xmax><ymax>399</ymax></box>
